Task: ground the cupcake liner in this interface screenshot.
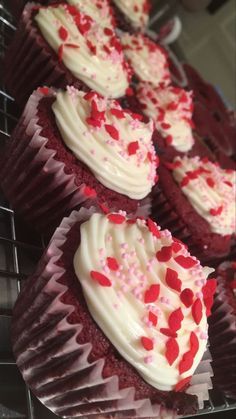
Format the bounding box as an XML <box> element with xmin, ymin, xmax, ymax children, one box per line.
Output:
<box><xmin>0</xmin><ymin>88</ymin><xmax>150</xmax><ymax>233</ymax></box>
<box><xmin>12</xmin><ymin>208</ymin><xmax>213</xmax><ymax>418</ymax></box>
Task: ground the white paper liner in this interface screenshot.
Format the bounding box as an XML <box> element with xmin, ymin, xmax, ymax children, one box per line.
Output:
<box><xmin>12</xmin><ymin>208</ymin><xmax>213</xmax><ymax>418</ymax></box>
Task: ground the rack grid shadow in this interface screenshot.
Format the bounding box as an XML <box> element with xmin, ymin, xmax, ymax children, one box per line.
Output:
<box><xmin>0</xmin><ymin>1</ymin><xmax>235</xmax><ymax>418</ymax></box>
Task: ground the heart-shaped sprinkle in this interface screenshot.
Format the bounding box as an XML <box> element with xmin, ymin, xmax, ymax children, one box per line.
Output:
<box><xmin>165</xmin><ymin>268</ymin><xmax>182</xmax><ymax>292</ymax></box>
<box><xmin>171</xmin><ymin>241</ymin><xmax>182</xmax><ymax>253</ymax></box>
<box><xmin>107</xmin><ymin>257</ymin><xmax>119</xmax><ymax>271</ymax></box>
<box><xmin>160</xmin><ymin>328</ymin><xmax>177</xmax><ymax>338</ymax></box>
<box><xmin>149</xmin><ymin>311</ymin><xmax>158</xmax><ymax>326</ymax></box>
<box><xmin>141</xmin><ymin>336</ymin><xmax>153</xmax><ymax>351</ymax></box>
<box><xmin>83</xmin><ymin>185</ymin><xmax>97</xmax><ymax>198</ymax></box>
<box><xmin>190</xmin><ymin>332</ymin><xmax>199</xmax><ymax>356</ymax></box>
<box><xmin>147</xmin><ymin>218</ymin><xmax>161</xmax><ymax>238</ymax></box>
<box><xmin>128</xmin><ymin>141</ymin><xmax>139</xmax><ymax>156</ymax></box>
<box><xmin>104</xmin><ymin>124</ymin><xmax>119</xmax><ymax>140</ymax></box>
<box><xmin>179</xmin><ymin>351</ymin><xmax>194</xmax><ymax>374</ymax></box>
<box><xmin>168</xmin><ymin>308</ymin><xmax>184</xmax><ymax>331</ymax></box>
<box><xmin>210</xmin><ymin>205</ymin><xmax>223</xmax><ymax>216</ymax></box>
<box><xmin>206</xmin><ymin>177</ymin><xmax>215</xmax><ymax>188</ymax></box>
<box><xmin>144</xmin><ymin>284</ymin><xmax>160</xmax><ymax>304</ymax></box>
<box><xmin>90</xmin><ymin>271</ymin><xmax>112</xmax><ymax>287</ymax></box>
<box><xmin>110</xmin><ymin>108</ymin><xmax>125</xmax><ymax>119</ymax></box>
<box><xmin>180</xmin><ymin>288</ymin><xmax>194</xmax><ymax>307</ymax></box>
<box><xmin>202</xmin><ymin>279</ymin><xmax>217</xmax><ymax>299</ymax></box>
<box><xmin>165</xmin><ymin>338</ymin><xmax>179</xmax><ymax>365</ymax></box>
<box><xmin>58</xmin><ymin>26</ymin><xmax>68</xmax><ymax>41</ymax></box>
<box><xmin>174</xmin><ymin>255</ymin><xmax>198</xmax><ymax>269</ymax></box>
<box><xmin>107</xmin><ymin>214</ymin><xmax>126</xmax><ymax>224</ymax></box>
<box><xmin>175</xmin><ymin>376</ymin><xmax>192</xmax><ymax>392</ymax></box>
<box><xmin>191</xmin><ymin>298</ymin><xmax>203</xmax><ymax>325</ymax></box>
<box><xmin>156</xmin><ymin>246</ymin><xmax>172</xmax><ymax>262</ymax></box>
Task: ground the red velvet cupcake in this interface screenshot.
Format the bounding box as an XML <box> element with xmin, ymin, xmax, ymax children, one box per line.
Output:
<box><xmin>152</xmin><ymin>155</ymin><xmax>236</xmax><ymax>262</ymax></box>
<box><xmin>111</xmin><ymin>0</ymin><xmax>151</xmax><ymax>32</ymax></box>
<box><xmin>5</xmin><ymin>2</ymin><xmax>131</xmax><ymax>107</ymax></box>
<box><xmin>12</xmin><ymin>208</ymin><xmax>214</xmax><ymax>417</ymax></box>
<box><xmin>208</xmin><ymin>260</ymin><xmax>236</xmax><ymax>399</ymax></box>
<box><xmin>0</xmin><ymin>87</ymin><xmax>157</xmax><ymax>233</ymax></box>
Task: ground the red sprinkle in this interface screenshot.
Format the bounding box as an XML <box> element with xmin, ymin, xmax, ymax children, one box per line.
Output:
<box><xmin>175</xmin><ymin>376</ymin><xmax>192</xmax><ymax>392</ymax></box>
<box><xmin>210</xmin><ymin>205</ymin><xmax>223</xmax><ymax>216</ymax></box>
<box><xmin>160</xmin><ymin>328</ymin><xmax>177</xmax><ymax>338</ymax></box>
<box><xmin>161</xmin><ymin>122</ymin><xmax>171</xmax><ymax>130</ymax></box>
<box><xmin>65</xmin><ymin>43</ymin><xmax>80</xmax><ymax>49</ymax></box>
<box><xmin>107</xmin><ymin>257</ymin><xmax>119</xmax><ymax>271</ymax></box>
<box><xmin>147</xmin><ymin>218</ymin><xmax>161</xmax><ymax>239</ymax></box>
<box><xmin>174</xmin><ymin>255</ymin><xmax>198</xmax><ymax>269</ymax></box>
<box><xmin>144</xmin><ymin>284</ymin><xmax>160</xmax><ymax>304</ymax></box>
<box><xmin>191</xmin><ymin>298</ymin><xmax>203</xmax><ymax>325</ymax></box>
<box><xmin>156</xmin><ymin>246</ymin><xmax>172</xmax><ymax>262</ymax></box>
<box><xmin>168</xmin><ymin>308</ymin><xmax>184</xmax><ymax>331</ymax></box>
<box><xmin>149</xmin><ymin>311</ymin><xmax>158</xmax><ymax>326</ymax></box>
<box><xmin>172</xmin><ymin>241</ymin><xmax>182</xmax><ymax>253</ymax></box>
<box><xmin>181</xmin><ymin>176</ymin><xmax>190</xmax><ymax>187</ymax></box>
<box><xmin>165</xmin><ymin>268</ymin><xmax>182</xmax><ymax>292</ymax></box>
<box><xmin>141</xmin><ymin>336</ymin><xmax>153</xmax><ymax>351</ymax></box>
<box><xmin>90</xmin><ymin>271</ymin><xmax>112</xmax><ymax>287</ymax></box>
<box><xmin>105</xmin><ymin>124</ymin><xmax>119</xmax><ymax>140</ymax></box>
<box><xmin>179</xmin><ymin>351</ymin><xmax>194</xmax><ymax>374</ymax></box>
<box><xmin>104</xmin><ymin>27</ymin><xmax>113</xmax><ymax>36</ymax></box>
<box><xmin>127</xmin><ymin>141</ymin><xmax>139</xmax><ymax>156</ymax></box>
<box><xmin>190</xmin><ymin>332</ymin><xmax>199</xmax><ymax>356</ymax></box>
<box><xmin>165</xmin><ymin>135</ymin><xmax>173</xmax><ymax>145</ymax></box>
<box><xmin>83</xmin><ymin>185</ymin><xmax>97</xmax><ymax>198</ymax></box>
<box><xmin>110</xmin><ymin>108</ymin><xmax>125</xmax><ymax>119</ymax></box>
<box><xmin>86</xmin><ymin>40</ymin><xmax>97</xmax><ymax>55</ymax></box>
<box><xmin>107</xmin><ymin>214</ymin><xmax>125</xmax><ymax>224</ymax></box>
<box><xmin>166</xmin><ymin>338</ymin><xmax>179</xmax><ymax>365</ymax></box>
<box><xmin>126</xmin><ymin>87</ymin><xmax>134</xmax><ymax>96</ymax></box>
<box><xmin>58</xmin><ymin>26</ymin><xmax>68</xmax><ymax>41</ymax></box>
<box><xmin>180</xmin><ymin>288</ymin><xmax>194</xmax><ymax>308</ymax></box>
<box><xmin>202</xmin><ymin>279</ymin><xmax>217</xmax><ymax>299</ymax></box>
<box><xmin>206</xmin><ymin>177</ymin><xmax>215</xmax><ymax>188</ymax></box>
<box><xmin>38</xmin><ymin>87</ymin><xmax>49</xmax><ymax>95</ymax></box>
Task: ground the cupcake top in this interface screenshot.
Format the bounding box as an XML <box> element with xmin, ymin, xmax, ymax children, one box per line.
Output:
<box><xmin>35</xmin><ymin>4</ymin><xmax>130</xmax><ymax>98</ymax></box>
<box><xmin>112</xmin><ymin>0</ymin><xmax>151</xmax><ymax>29</ymax></box>
<box><xmin>68</xmin><ymin>0</ymin><xmax>115</xmax><ymax>27</ymax></box>
<box><xmin>52</xmin><ymin>87</ymin><xmax>157</xmax><ymax>199</ymax></box>
<box><xmin>137</xmin><ymin>83</ymin><xmax>195</xmax><ymax>153</ymax></box>
<box><xmin>171</xmin><ymin>156</ymin><xmax>236</xmax><ymax>236</ymax></box>
<box><xmin>74</xmin><ymin>212</ymin><xmax>214</xmax><ymax>392</ymax></box>
<box><xmin>120</xmin><ymin>33</ymin><xmax>171</xmax><ymax>86</ymax></box>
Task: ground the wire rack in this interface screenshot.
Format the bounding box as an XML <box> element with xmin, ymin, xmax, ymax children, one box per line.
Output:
<box><xmin>0</xmin><ymin>1</ymin><xmax>236</xmax><ymax>418</ymax></box>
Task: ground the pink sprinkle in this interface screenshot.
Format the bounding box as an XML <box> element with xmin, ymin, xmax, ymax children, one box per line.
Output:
<box><xmin>196</xmin><ymin>291</ymin><xmax>203</xmax><ymax>298</ymax></box>
<box><xmin>144</xmin><ymin>355</ymin><xmax>153</xmax><ymax>364</ymax></box>
<box><xmin>138</xmin><ymin>238</ymin><xmax>145</xmax><ymax>244</ymax></box>
<box><xmin>121</xmin><ymin>243</ymin><xmax>128</xmax><ymax>249</ymax></box>
<box><xmin>200</xmin><ymin>331</ymin><xmax>208</xmax><ymax>340</ymax></box>
<box><xmin>195</xmin><ymin>280</ymin><xmax>202</xmax><ymax>287</ymax></box>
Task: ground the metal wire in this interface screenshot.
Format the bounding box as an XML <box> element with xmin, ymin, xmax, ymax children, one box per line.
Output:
<box><xmin>0</xmin><ymin>1</ymin><xmax>235</xmax><ymax>418</ymax></box>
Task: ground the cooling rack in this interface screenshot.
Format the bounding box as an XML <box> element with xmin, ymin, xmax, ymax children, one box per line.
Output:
<box><xmin>0</xmin><ymin>1</ymin><xmax>236</xmax><ymax>418</ymax></box>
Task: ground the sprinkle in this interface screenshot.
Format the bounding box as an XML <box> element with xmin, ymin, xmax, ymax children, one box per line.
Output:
<box><xmin>126</xmin><ymin>87</ymin><xmax>134</xmax><ymax>96</ymax></box>
<box><xmin>191</xmin><ymin>298</ymin><xmax>203</xmax><ymax>325</ymax></box>
<box><xmin>165</xmin><ymin>135</ymin><xmax>173</xmax><ymax>145</ymax></box>
<box><xmin>127</xmin><ymin>141</ymin><xmax>139</xmax><ymax>156</ymax></box>
<box><xmin>165</xmin><ymin>338</ymin><xmax>179</xmax><ymax>365</ymax></box>
<box><xmin>147</xmin><ymin>218</ymin><xmax>161</xmax><ymax>238</ymax></box>
<box><xmin>156</xmin><ymin>246</ymin><xmax>172</xmax><ymax>262</ymax></box>
<box><xmin>206</xmin><ymin>177</ymin><xmax>215</xmax><ymax>188</ymax></box>
<box><xmin>174</xmin><ymin>255</ymin><xmax>198</xmax><ymax>269</ymax></box>
<box><xmin>179</xmin><ymin>351</ymin><xmax>194</xmax><ymax>374</ymax></box>
<box><xmin>168</xmin><ymin>308</ymin><xmax>184</xmax><ymax>331</ymax></box>
<box><xmin>90</xmin><ymin>271</ymin><xmax>112</xmax><ymax>287</ymax></box>
<box><xmin>144</xmin><ymin>355</ymin><xmax>153</xmax><ymax>364</ymax></box>
<box><xmin>161</xmin><ymin>122</ymin><xmax>171</xmax><ymax>130</ymax></box>
<box><xmin>106</xmin><ymin>257</ymin><xmax>119</xmax><ymax>271</ymax></box>
<box><xmin>180</xmin><ymin>176</ymin><xmax>190</xmax><ymax>187</ymax></box>
<box><xmin>190</xmin><ymin>332</ymin><xmax>199</xmax><ymax>356</ymax></box>
<box><xmin>58</xmin><ymin>26</ymin><xmax>68</xmax><ymax>41</ymax></box>
<box><xmin>104</xmin><ymin>27</ymin><xmax>113</xmax><ymax>36</ymax></box>
<box><xmin>104</xmin><ymin>124</ymin><xmax>119</xmax><ymax>140</ymax></box>
<box><xmin>141</xmin><ymin>336</ymin><xmax>153</xmax><ymax>351</ymax></box>
<box><xmin>160</xmin><ymin>328</ymin><xmax>177</xmax><ymax>338</ymax></box>
<box><xmin>175</xmin><ymin>376</ymin><xmax>192</xmax><ymax>392</ymax></box>
<box><xmin>38</xmin><ymin>87</ymin><xmax>49</xmax><ymax>95</ymax></box>
<box><xmin>83</xmin><ymin>185</ymin><xmax>97</xmax><ymax>198</ymax></box>
<box><xmin>210</xmin><ymin>205</ymin><xmax>223</xmax><ymax>216</ymax></box>
<box><xmin>110</xmin><ymin>108</ymin><xmax>125</xmax><ymax>119</ymax></box>
<box><xmin>148</xmin><ymin>311</ymin><xmax>158</xmax><ymax>326</ymax></box>
<box><xmin>144</xmin><ymin>284</ymin><xmax>160</xmax><ymax>304</ymax></box>
<box><xmin>107</xmin><ymin>214</ymin><xmax>125</xmax><ymax>224</ymax></box>
<box><xmin>65</xmin><ymin>43</ymin><xmax>80</xmax><ymax>49</ymax></box>
<box><xmin>165</xmin><ymin>268</ymin><xmax>182</xmax><ymax>292</ymax></box>
<box><xmin>180</xmin><ymin>288</ymin><xmax>194</xmax><ymax>307</ymax></box>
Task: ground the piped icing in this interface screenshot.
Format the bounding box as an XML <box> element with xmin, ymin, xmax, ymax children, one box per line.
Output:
<box><xmin>68</xmin><ymin>0</ymin><xmax>115</xmax><ymax>27</ymax></box>
<box><xmin>74</xmin><ymin>212</ymin><xmax>214</xmax><ymax>391</ymax></box>
<box><xmin>35</xmin><ymin>4</ymin><xmax>130</xmax><ymax>98</ymax></box>
<box><xmin>171</xmin><ymin>156</ymin><xmax>236</xmax><ymax>236</ymax></box>
<box><xmin>52</xmin><ymin>87</ymin><xmax>157</xmax><ymax>199</ymax></box>
<box><xmin>137</xmin><ymin>83</ymin><xmax>195</xmax><ymax>152</ymax></box>
<box><xmin>113</xmin><ymin>0</ymin><xmax>151</xmax><ymax>29</ymax></box>
<box><xmin>120</xmin><ymin>33</ymin><xmax>171</xmax><ymax>86</ymax></box>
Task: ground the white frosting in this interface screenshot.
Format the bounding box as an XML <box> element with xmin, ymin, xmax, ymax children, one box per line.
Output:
<box><xmin>52</xmin><ymin>88</ymin><xmax>157</xmax><ymax>199</ymax></box>
<box><xmin>113</xmin><ymin>0</ymin><xmax>150</xmax><ymax>29</ymax></box>
<box><xmin>68</xmin><ymin>0</ymin><xmax>114</xmax><ymax>27</ymax></box>
<box><xmin>172</xmin><ymin>156</ymin><xmax>236</xmax><ymax>236</ymax></box>
<box><xmin>137</xmin><ymin>83</ymin><xmax>195</xmax><ymax>152</ymax></box>
<box><xmin>35</xmin><ymin>5</ymin><xmax>129</xmax><ymax>98</ymax></box>
<box><xmin>74</xmin><ymin>213</ymin><xmax>213</xmax><ymax>391</ymax></box>
<box><xmin>120</xmin><ymin>33</ymin><xmax>171</xmax><ymax>86</ymax></box>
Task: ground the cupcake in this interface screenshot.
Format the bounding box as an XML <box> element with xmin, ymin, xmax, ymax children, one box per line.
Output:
<box><xmin>12</xmin><ymin>208</ymin><xmax>214</xmax><ymax>417</ymax></box>
<box><xmin>111</xmin><ymin>0</ymin><xmax>151</xmax><ymax>32</ymax></box>
<box><xmin>120</xmin><ymin>33</ymin><xmax>171</xmax><ymax>87</ymax></box>
<box><xmin>208</xmin><ymin>261</ymin><xmax>236</xmax><ymax>399</ymax></box>
<box><xmin>152</xmin><ymin>156</ymin><xmax>236</xmax><ymax>262</ymax></box>
<box><xmin>5</xmin><ymin>2</ymin><xmax>131</xmax><ymax>107</ymax></box>
<box><xmin>0</xmin><ymin>87</ymin><xmax>157</xmax><ymax>233</ymax></box>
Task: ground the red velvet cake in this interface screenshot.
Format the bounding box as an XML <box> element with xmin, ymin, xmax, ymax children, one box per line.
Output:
<box><xmin>12</xmin><ymin>209</ymin><xmax>214</xmax><ymax>417</ymax></box>
<box><xmin>0</xmin><ymin>87</ymin><xmax>157</xmax><ymax>233</ymax></box>
<box><xmin>5</xmin><ymin>2</ymin><xmax>131</xmax><ymax>107</ymax></box>
<box><xmin>110</xmin><ymin>0</ymin><xmax>151</xmax><ymax>32</ymax></box>
<box><xmin>208</xmin><ymin>261</ymin><xmax>236</xmax><ymax>399</ymax></box>
<box><xmin>152</xmin><ymin>156</ymin><xmax>236</xmax><ymax>262</ymax></box>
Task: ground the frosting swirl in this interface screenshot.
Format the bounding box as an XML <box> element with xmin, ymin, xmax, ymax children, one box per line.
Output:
<box><xmin>172</xmin><ymin>156</ymin><xmax>236</xmax><ymax>235</ymax></box>
<box><xmin>74</xmin><ymin>212</ymin><xmax>214</xmax><ymax>391</ymax></box>
<box><xmin>68</xmin><ymin>0</ymin><xmax>115</xmax><ymax>27</ymax></box>
<box><xmin>113</xmin><ymin>0</ymin><xmax>151</xmax><ymax>29</ymax></box>
<box><xmin>137</xmin><ymin>83</ymin><xmax>195</xmax><ymax>152</ymax></box>
<box><xmin>120</xmin><ymin>33</ymin><xmax>171</xmax><ymax>86</ymax></box>
<box><xmin>52</xmin><ymin>88</ymin><xmax>157</xmax><ymax>199</ymax></box>
<box><xmin>35</xmin><ymin>4</ymin><xmax>129</xmax><ymax>98</ymax></box>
